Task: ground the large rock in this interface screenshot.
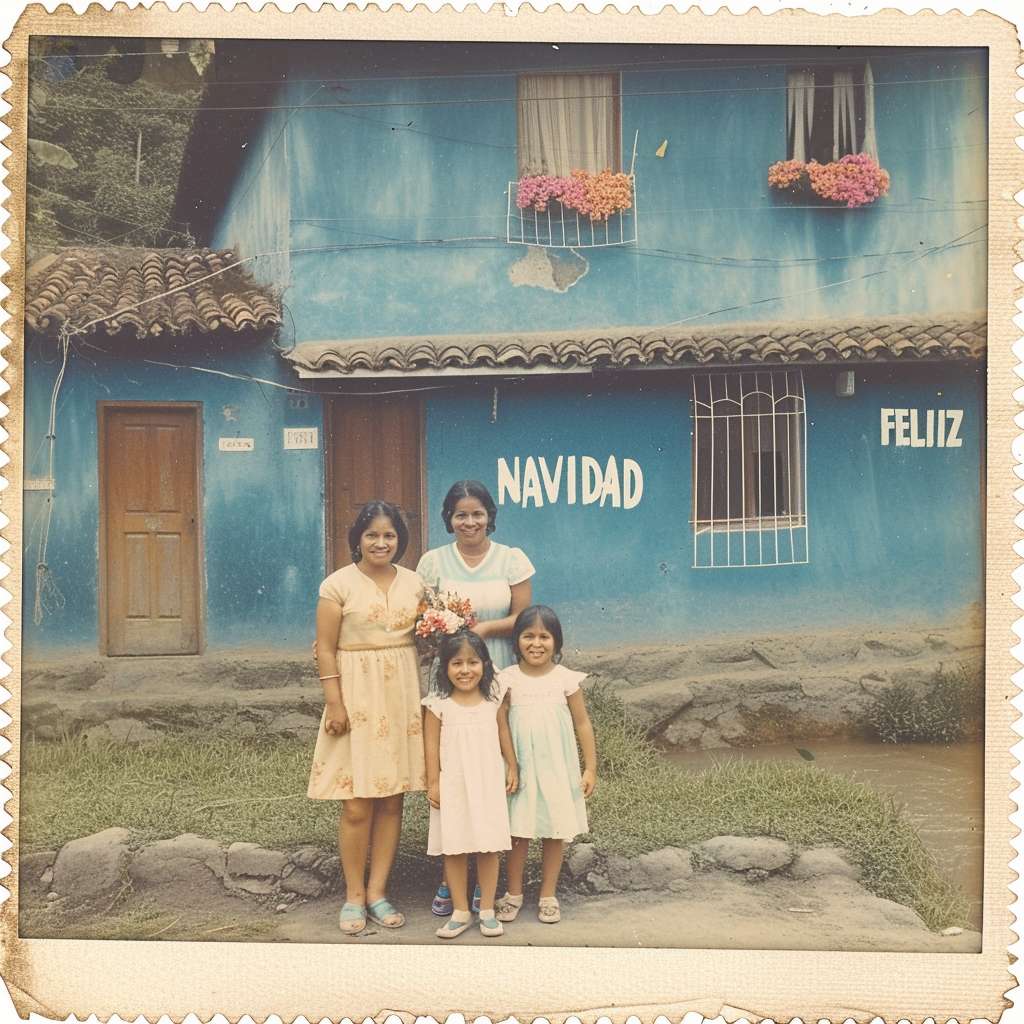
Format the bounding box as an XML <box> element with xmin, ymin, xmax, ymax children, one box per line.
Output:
<box><xmin>688</xmin><ymin>674</ymin><xmax>799</xmax><ymax>707</ymax></box>
<box><xmin>618</xmin><ymin>678</ymin><xmax>695</xmax><ymax>733</ymax></box>
<box><xmin>871</xmin><ymin>896</ymin><xmax>929</xmax><ymax>931</ymax></box>
<box><xmin>227</xmin><ymin>842</ymin><xmax>289</xmax><ymax>879</ymax></box>
<box><xmin>567</xmin><ymin>843</ymin><xmax>600</xmax><ymax>878</ymax></box>
<box><xmin>622</xmin><ymin>648</ymin><xmax>699</xmax><ymax>684</ymax></box>
<box><xmin>280</xmin><ymin>867</ymin><xmax>328</xmax><ymax>897</ymax></box>
<box><xmin>662</xmin><ymin>716</ymin><xmax>706</xmax><ymax>747</ymax></box>
<box><xmin>800</xmin><ymin>676</ymin><xmax>856</xmax><ymax>700</ymax></box>
<box><xmin>51</xmin><ymin>827</ymin><xmax>132</xmax><ymax>901</ymax></box>
<box><xmin>632</xmin><ymin>847</ymin><xmax>693</xmax><ymax>888</ymax></box>
<box><xmin>751</xmin><ymin>639</ymin><xmax>806</xmax><ymax>668</ymax></box>
<box><xmin>131</xmin><ymin>834</ymin><xmax>228</xmax><ymax>887</ymax></box>
<box><xmin>789</xmin><ymin>847</ymin><xmax>861</xmax><ymax>881</ymax></box>
<box><xmin>701</xmin><ymin>836</ymin><xmax>793</xmax><ymax>872</ymax></box>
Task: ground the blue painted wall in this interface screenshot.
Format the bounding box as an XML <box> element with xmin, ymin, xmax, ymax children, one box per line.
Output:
<box><xmin>22</xmin><ymin>42</ymin><xmax>987</xmax><ymax>657</ymax></box>
<box><xmin>214</xmin><ymin>43</ymin><xmax>987</xmax><ymax>340</ymax></box>
<box><xmin>423</xmin><ymin>363</ymin><xmax>983</xmax><ymax>647</ymax></box>
<box><xmin>22</xmin><ymin>334</ymin><xmax>326</xmax><ymax>655</ymax></box>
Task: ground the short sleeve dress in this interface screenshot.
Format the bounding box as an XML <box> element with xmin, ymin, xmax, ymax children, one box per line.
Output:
<box><xmin>307</xmin><ymin>563</ymin><xmax>427</xmax><ymax>801</ymax></box>
<box><xmin>422</xmin><ymin>687</ymin><xmax>512</xmax><ymax>857</ymax></box>
<box><xmin>416</xmin><ymin>541</ymin><xmax>535</xmax><ymax>672</ymax></box>
<box><xmin>499</xmin><ymin>664</ymin><xmax>589</xmax><ymax>840</ymax></box>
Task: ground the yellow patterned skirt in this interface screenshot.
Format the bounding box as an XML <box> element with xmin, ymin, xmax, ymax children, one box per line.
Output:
<box><xmin>308</xmin><ymin>644</ymin><xmax>427</xmax><ymax>800</ymax></box>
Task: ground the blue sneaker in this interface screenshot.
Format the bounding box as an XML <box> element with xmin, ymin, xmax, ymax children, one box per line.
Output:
<box><xmin>472</xmin><ymin>883</ymin><xmax>482</xmax><ymax>915</ymax></box>
<box><xmin>431</xmin><ymin>884</ymin><xmax>453</xmax><ymax>917</ymax></box>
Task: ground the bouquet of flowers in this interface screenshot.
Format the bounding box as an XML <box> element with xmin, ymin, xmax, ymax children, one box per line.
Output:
<box><xmin>768</xmin><ymin>154</ymin><xmax>890</xmax><ymax>208</ymax></box>
<box><xmin>414</xmin><ymin>585</ymin><xmax>478</xmax><ymax>663</ymax></box>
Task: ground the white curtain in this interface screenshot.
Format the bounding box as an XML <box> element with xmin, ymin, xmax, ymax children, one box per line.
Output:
<box><xmin>517</xmin><ymin>73</ymin><xmax>619</xmax><ymax>177</ymax></box>
<box><xmin>832</xmin><ymin>69</ymin><xmax>857</xmax><ymax>161</ymax></box>
<box><xmin>786</xmin><ymin>71</ymin><xmax>815</xmax><ymax>163</ymax></box>
<box><xmin>860</xmin><ymin>61</ymin><xmax>878</xmax><ymax>160</ymax></box>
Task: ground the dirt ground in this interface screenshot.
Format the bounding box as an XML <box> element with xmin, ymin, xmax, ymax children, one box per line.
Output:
<box><xmin>23</xmin><ymin>859</ymin><xmax>981</xmax><ymax>953</ymax></box>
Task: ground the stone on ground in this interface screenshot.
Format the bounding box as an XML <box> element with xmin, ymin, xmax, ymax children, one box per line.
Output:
<box><xmin>51</xmin><ymin>827</ymin><xmax>131</xmax><ymax>901</ymax></box>
<box><xmin>701</xmin><ymin>836</ymin><xmax>793</xmax><ymax>872</ymax></box>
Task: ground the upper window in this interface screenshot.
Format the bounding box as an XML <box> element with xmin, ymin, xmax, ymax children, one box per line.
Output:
<box><xmin>691</xmin><ymin>371</ymin><xmax>808</xmax><ymax>568</ymax></box>
<box><xmin>517</xmin><ymin>73</ymin><xmax>622</xmax><ymax>178</ymax></box>
<box><xmin>786</xmin><ymin>61</ymin><xmax>878</xmax><ymax>164</ymax></box>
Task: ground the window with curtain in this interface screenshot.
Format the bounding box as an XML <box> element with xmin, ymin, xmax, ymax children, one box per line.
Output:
<box><xmin>517</xmin><ymin>73</ymin><xmax>622</xmax><ymax>178</ymax></box>
<box><xmin>786</xmin><ymin>61</ymin><xmax>878</xmax><ymax>164</ymax></box>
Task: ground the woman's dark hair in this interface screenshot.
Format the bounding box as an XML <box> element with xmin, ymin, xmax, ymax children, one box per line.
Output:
<box><xmin>441</xmin><ymin>480</ymin><xmax>497</xmax><ymax>536</ymax></box>
<box><xmin>511</xmin><ymin>604</ymin><xmax>564</xmax><ymax>665</ymax></box>
<box><xmin>348</xmin><ymin>500</ymin><xmax>409</xmax><ymax>564</ymax></box>
<box><xmin>435</xmin><ymin>628</ymin><xmax>497</xmax><ymax>701</ymax></box>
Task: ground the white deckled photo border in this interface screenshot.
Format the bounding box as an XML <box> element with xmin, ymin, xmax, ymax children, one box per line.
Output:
<box><xmin>0</xmin><ymin>1</ymin><xmax>1021</xmax><ymax>1022</ymax></box>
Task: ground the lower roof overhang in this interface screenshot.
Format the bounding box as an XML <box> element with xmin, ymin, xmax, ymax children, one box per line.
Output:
<box><xmin>285</xmin><ymin>311</ymin><xmax>987</xmax><ymax>380</ymax></box>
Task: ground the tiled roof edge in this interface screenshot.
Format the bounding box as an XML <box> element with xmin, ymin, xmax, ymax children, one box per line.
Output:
<box><xmin>286</xmin><ymin>313</ymin><xmax>987</xmax><ymax>375</ymax></box>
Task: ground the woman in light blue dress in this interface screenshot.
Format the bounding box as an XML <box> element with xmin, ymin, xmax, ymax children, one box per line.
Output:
<box><xmin>417</xmin><ymin>479</ymin><xmax>535</xmax><ymax>914</ymax></box>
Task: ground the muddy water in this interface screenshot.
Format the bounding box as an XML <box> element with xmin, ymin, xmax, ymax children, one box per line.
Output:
<box><xmin>663</xmin><ymin>739</ymin><xmax>984</xmax><ymax>928</ymax></box>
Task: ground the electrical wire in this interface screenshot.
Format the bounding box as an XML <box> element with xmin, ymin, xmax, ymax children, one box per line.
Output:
<box><xmin>28</xmin><ymin>43</ymin><xmax>985</xmax><ymax>86</ymax></box>
<box><xmin>37</xmin><ymin>73</ymin><xmax>988</xmax><ymax>113</ymax></box>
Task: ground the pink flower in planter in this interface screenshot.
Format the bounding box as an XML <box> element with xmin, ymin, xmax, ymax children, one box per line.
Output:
<box><xmin>768</xmin><ymin>153</ymin><xmax>890</xmax><ymax>208</ymax></box>
<box><xmin>516</xmin><ymin>169</ymin><xmax>632</xmax><ymax>222</ymax></box>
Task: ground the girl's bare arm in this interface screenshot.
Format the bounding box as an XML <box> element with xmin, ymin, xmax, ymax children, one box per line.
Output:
<box><xmin>567</xmin><ymin>688</ymin><xmax>597</xmax><ymax>797</ymax></box>
<box><xmin>315</xmin><ymin>598</ymin><xmax>348</xmax><ymax>735</ymax></box>
<box><xmin>424</xmin><ymin>709</ymin><xmax>442</xmax><ymax>808</ymax></box>
<box><xmin>497</xmin><ymin>690</ymin><xmax>519</xmax><ymax>794</ymax></box>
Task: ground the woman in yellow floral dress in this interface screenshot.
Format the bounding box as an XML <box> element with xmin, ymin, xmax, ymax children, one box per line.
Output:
<box><xmin>309</xmin><ymin>499</ymin><xmax>426</xmax><ymax>934</ymax></box>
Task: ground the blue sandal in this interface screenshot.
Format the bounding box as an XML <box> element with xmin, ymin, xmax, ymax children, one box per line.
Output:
<box><xmin>339</xmin><ymin>903</ymin><xmax>366</xmax><ymax>934</ymax></box>
<box><xmin>367</xmin><ymin>897</ymin><xmax>405</xmax><ymax>928</ymax></box>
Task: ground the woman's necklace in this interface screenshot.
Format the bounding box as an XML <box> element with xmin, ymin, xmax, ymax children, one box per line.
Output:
<box><xmin>458</xmin><ymin>539</ymin><xmax>490</xmax><ymax>567</ymax></box>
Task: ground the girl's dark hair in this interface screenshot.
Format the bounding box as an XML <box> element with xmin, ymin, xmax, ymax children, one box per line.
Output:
<box><xmin>511</xmin><ymin>605</ymin><xmax>564</xmax><ymax>665</ymax></box>
<box><xmin>435</xmin><ymin>628</ymin><xmax>497</xmax><ymax>700</ymax></box>
<box><xmin>348</xmin><ymin>500</ymin><xmax>409</xmax><ymax>564</ymax></box>
<box><xmin>441</xmin><ymin>480</ymin><xmax>497</xmax><ymax>536</ymax></box>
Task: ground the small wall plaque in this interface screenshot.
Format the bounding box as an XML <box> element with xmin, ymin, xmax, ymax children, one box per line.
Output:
<box><xmin>284</xmin><ymin>428</ymin><xmax>319</xmax><ymax>450</ymax></box>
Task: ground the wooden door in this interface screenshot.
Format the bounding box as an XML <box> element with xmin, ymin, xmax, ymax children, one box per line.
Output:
<box><xmin>325</xmin><ymin>394</ymin><xmax>426</xmax><ymax>572</ymax></box>
<box><xmin>99</xmin><ymin>404</ymin><xmax>203</xmax><ymax>655</ymax></box>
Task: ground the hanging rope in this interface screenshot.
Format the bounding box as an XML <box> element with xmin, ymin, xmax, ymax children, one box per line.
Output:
<box><xmin>34</xmin><ymin>327</ymin><xmax>70</xmax><ymax>625</ymax></box>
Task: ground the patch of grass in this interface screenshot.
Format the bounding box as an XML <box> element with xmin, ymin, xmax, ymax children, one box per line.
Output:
<box><xmin>866</xmin><ymin>661</ymin><xmax>984</xmax><ymax>744</ymax></box>
<box><xmin>21</xmin><ymin>731</ymin><xmax>340</xmax><ymax>852</ymax></box>
<box><xmin>23</xmin><ymin>685</ymin><xmax>971</xmax><ymax>931</ymax></box>
<box><xmin>580</xmin><ymin>682</ymin><xmax>970</xmax><ymax>931</ymax></box>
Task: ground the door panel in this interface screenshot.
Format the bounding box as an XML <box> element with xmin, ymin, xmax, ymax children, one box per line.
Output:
<box><xmin>100</xmin><ymin>404</ymin><xmax>203</xmax><ymax>655</ymax></box>
<box><xmin>326</xmin><ymin>394</ymin><xmax>426</xmax><ymax>571</ymax></box>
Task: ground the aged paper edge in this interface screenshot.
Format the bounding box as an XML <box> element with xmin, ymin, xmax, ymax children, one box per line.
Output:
<box><xmin>0</xmin><ymin>2</ymin><xmax>1020</xmax><ymax>1021</ymax></box>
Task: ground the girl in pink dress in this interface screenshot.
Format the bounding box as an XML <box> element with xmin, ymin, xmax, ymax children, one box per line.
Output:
<box><xmin>423</xmin><ymin>628</ymin><xmax>519</xmax><ymax>938</ymax></box>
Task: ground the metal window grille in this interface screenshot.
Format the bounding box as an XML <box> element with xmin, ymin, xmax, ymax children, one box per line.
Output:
<box><xmin>507</xmin><ymin>176</ymin><xmax>638</xmax><ymax>249</ymax></box>
<box><xmin>691</xmin><ymin>370</ymin><xmax>808</xmax><ymax>568</ymax></box>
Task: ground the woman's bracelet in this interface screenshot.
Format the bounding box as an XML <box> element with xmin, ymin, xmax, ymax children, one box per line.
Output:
<box><xmin>318</xmin><ymin>673</ymin><xmax>341</xmax><ymax>681</ymax></box>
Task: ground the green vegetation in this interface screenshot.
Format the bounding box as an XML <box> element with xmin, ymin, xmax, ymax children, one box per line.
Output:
<box><xmin>22</xmin><ymin>682</ymin><xmax>970</xmax><ymax>931</ymax></box>
<box><xmin>28</xmin><ymin>43</ymin><xmax>205</xmax><ymax>248</ymax></box>
<box><xmin>865</xmin><ymin>661</ymin><xmax>984</xmax><ymax>744</ymax></box>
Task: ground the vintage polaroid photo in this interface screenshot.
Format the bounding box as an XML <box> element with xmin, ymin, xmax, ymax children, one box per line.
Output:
<box><xmin>0</xmin><ymin>0</ymin><xmax>1021</xmax><ymax>1020</ymax></box>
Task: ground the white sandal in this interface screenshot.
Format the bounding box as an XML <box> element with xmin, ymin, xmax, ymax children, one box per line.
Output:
<box><xmin>495</xmin><ymin>892</ymin><xmax>523</xmax><ymax>922</ymax></box>
<box><xmin>436</xmin><ymin>910</ymin><xmax>473</xmax><ymax>939</ymax></box>
<box><xmin>538</xmin><ymin>896</ymin><xmax>560</xmax><ymax>923</ymax></box>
